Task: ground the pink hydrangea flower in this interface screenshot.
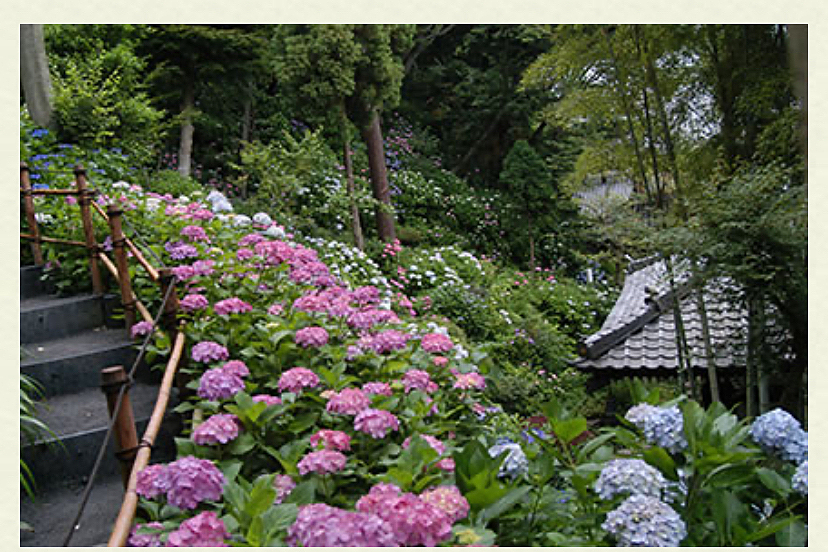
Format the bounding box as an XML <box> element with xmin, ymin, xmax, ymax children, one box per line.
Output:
<box><xmin>362</xmin><ymin>381</ymin><xmax>393</xmax><ymax>396</ymax></box>
<box><xmin>220</xmin><ymin>360</ymin><xmax>249</xmax><ymax>379</ymax></box>
<box><xmin>454</xmin><ymin>372</ymin><xmax>487</xmax><ymax>390</ymax></box>
<box><xmin>191</xmin><ymin>341</ymin><xmax>229</xmax><ymax>363</ymax></box>
<box><xmin>130</xmin><ymin>321</ymin><xmax>154</xmax><ymax>339</ymax></box>
<box><xmin>297</xmin><ymin>449</ymin><xmax>347</xmax><ymax>475</ymax></box>
<box><xmin>165</xmin><ymin>511</ymin><xmax>229</xmax><ymax>547</ymax></box>
<box><xmin>402</xmin><ymin>370</ymin><xmax>435</xmax><ymax>393</ymax></box>
<box><xmin>435</xmin><ymin>458</ymin><xmax>456</xmax><ymax>472</ymax></box>
<box><xmin>180</xmin><ymin>293</ymin><xmax>209</xmax><ymax>312</ymax></box>
<box><xmin>181</xmin><ymin>225</ymin><xmax>210</xmax><ymax>243</ymax></box>
<box><xmin>171</xmin><ymin>265</ymin><xmax>196</xmax><ymax>282</ymax></box>
<box><xmin>164</xmin><ymin>456</ymin><xmax>225</xmax><ymax>510</ymax></box>
<box><xmin>326</xmin><ymin>388</ymin><xmax>370</xmax><ymax>415</ymax></box>
<box><xmin>362</xmin><ymin>329</ymin><xmax>410</xmax><ymax>354</ymax></box>
<box><xmin>420</xmin><ymin>486</ymin><xmax>470</xmax><ymax>523</ymax></box>
<box><xmin>238</xmin><ymin>233</ymin><xmax>265</xmax><ymax>247</ymax></box>
<box><xmin>403</xmin><ymin>434</ymin><xmax>446</xmax><ymax>455</ymax></box>
<box><xmin>421</xmin><ymin>333</ymin><xmax>454</xmax><ymax>353</ymax></box>
<box><xmin>293</xmin><ymin>294</ymin><xmax>327</xmax><ymax>313</ymax></box>
<box><xmin>356</xmin><ymin>486</ymin><xmax>452</xmax><ymax>546</ymax></box>
<box><xmin>214</xmin><ymin>297</ymin><xmax>253</xmax><ymax>315</ymax></box>
<box><xmin>433</xmin><ymin>356</ymin><xmax>449</xmax><ymax>367</ymax></box>
<box><xmin>295</xmin><ymin>326</ymin><xmax>329</xmax><ymax>348</ymax></box>
<box><xmin>252</xmin><ymin>394</ymin><xmax>282</xmax><ymax>406</ymax></box>
<box><xmin>236</xmin><ymin>247</ymin><xmax>254</xmax><ymax>261</ymax></box>
<box><xmin>287</xmin><ymin>503</ymin><xmax>398</xmax><ymax>547</ymax></box>
<box><xmin>165</xmin><ymin>241</ymin><xmax>199</xmax><ymax>260</ymax></box>
<box><xmin>352</xmin><ymin>285</ymin><xmax>380</xmax><ymax>305</ymax></box>
<box><xmin>192</xmin><ymin>414</ymin><xmax>241</xmax><ymax>445</ymax></box>
<box><xmin>192</xmin><ymin>259</ymin><xmax>215</xmax><ymax>276</ymax></box>
<box><xmin>136</xmin><ymin>464</ymin><xmax>168</xmax><ymax>499</ymax></box>
<box><xmin>267</xmin><ymin>302</ymin><xmax>285</xmax><ymax>316</ymax></box>
<box><xmin>197</xmin><ymin>368</ymin><xmax>244</xmax><ymax>401</ymax></box>
<box><xmin>278</xmin><ymin>367</ymin><xmax>319</xmax><ymax>394</ymax></box>
<box><xmin>354</xmin><ymin>408</ymin><xmax>400</xmax><ymax>438</ymax></box>
<box><xmin>128</xmin><ymin>521</ymin><xmax>164</xmax><ymax>547</ymax></box>
<box><xmin>310</xmin><ymin>429</ymin><xmax>351</xmax><ymax>451</ymax></box>
<box><xmin>274</xmin><ymin>474</ymin><xmax>296</xmax><ymax>504</ymax></box>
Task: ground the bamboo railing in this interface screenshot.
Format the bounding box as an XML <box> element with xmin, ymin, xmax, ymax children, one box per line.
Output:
<box><xmin>20</xmin><ymin>161</ymin><xmax>188</xmax><ymax>545</ymax></box>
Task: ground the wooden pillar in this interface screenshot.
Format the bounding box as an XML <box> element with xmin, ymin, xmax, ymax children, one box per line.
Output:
<box><xmin>158</xmin><ymin>268</ymin><xmax>180</xmax><ymax>332</ymax></box>
<box><xmin>106</xmin><ymin>206</ymin><xmax>136</xmax><ymax>332</ymax></box>
<box><xmin>101</xmin><ymin>366</ymin><xmax>139</xmax><ymax>489</ymax></box>
<box><xmin>20</xmin><ymin>163</ymin><xmax>44</xmax><ymax>265</ymax></box>
<box><xmin>75</xmin><ymin>165</ymin><xmax>104</xmax><ymax>294</ymax></box>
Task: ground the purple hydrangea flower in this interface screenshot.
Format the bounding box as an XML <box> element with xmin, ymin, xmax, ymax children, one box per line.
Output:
<box><xmin>402</xmin><ymin>370</ymin><xmax>436</xmax><ymax>393</ymax></box>
<box><xmin>421</xmin><ymin>333</ymin><xmax>454</xmax><ymax>353</ymax></box>
<box><xmin>354</xmin><ymin>408</ymin><xmax>400</xmax><ymax>438</ymax></box>
<box><xmin>267</xmin><ymin>303</ymin><xmax>284</xmax><ymax>316</ymax></box>
<box><xmin>214</xmin><ymin>297</ymin><xmax>252</xmax><ymax>316</ymax></box>
<box><xmin>309</xmin><ymin>429</ymin><xmax>351</xmax><ymax>451</ymax></box>
<box><xmin>220</xmin><ymin>360</ymin><xmax>249</xmax><ymax>379</ymax></box>
<box><xmin>127</xmin><ymin>521</ymin><xmax>164</xmax><ymax>547</ymax></box>
<box><xmin>135</xmin><ymin>464</ymin><xmax>169</xmax><ymax>499</ymax></box>
<box><xmin>163</xmin><ymin>456</ymin><xmax>225</xmax><ymax>510</ymax></box>
<box><xmin>362</xmin><ymin>329</ymin><xmax>410</xmax><ymax>354</ymax></box>
<box><xmin>191</xmin><ymin>341</ymin><xmax>229</xmax><ymax>363</ymax></box>
<box><xmin>165</xmin><ymin>511</ymin><xmax>229</xmax><ymax>547</ymax></box>
<box><xmin>180</xmin><ymin>293</ymin><xmax>209</xmax><ymax>312</ymax></box>
<box><xmin>192</xmin><ymin>259</ymin><xmax>215</xmax><ymax>276</ymax></box>
<box><xmin>252</xmin><ymin>394</ymin><xmax>282</xmax><ymax>406</ymax></box>
<box><xmin>180</xmin><ymin>225</ymin><xmax>210</xmax><ymax>243</ymax></box>
<box><xmin>197</xmin><ymin>368</ymin><xmax>244</xmax><ymax>401</ymax></box>
<box><xmin>274</xmin><ymin>474</ymin><xmax>296</xmax><ymax>504</ymax></box>
<box><xmin>295</xmin><ymin>326</ymin><xmax>329</xmax><ymax>348</ymax></box>
<box><xmin>356</xmin><ymin>486</ymin><xmax>452</xmax><ymax>547</ymax></box>
<box><xmin>165</xmin><ymin>241</ymin><xmax>199</xmax><ymax>260</ymax></box>
<box><xmin>287</xmin><ymin>503</ymin><xmax>398</xmax><ymax>547</ymax></box>
<box><xmin>453</xmin><ymin>372</ymin><xmax>486</xmax><ymax>390</ymax></box>
<box><xmin>171</xmin><ymin>265</ymin><xmax>196</xmax><ymax>282</ymax></box>
<box><xmin>362</xmin><ymin>381</ymin><xmax>393</xmax><ymax>396</ymax></box>
<box><xmin>326</xmin><ymin>388</ymin><xmax>371</xmax><ymax>416</ymax></box>
<box><xmin>420</xmin><ymin>486</ymin><xmax>470</xmax><ymax>523</ymax></box>
<box><xmin>297</xmin><ymin>449</ymin><xmax>348</xmax><ymax>475</ymax></box>
<box><xmin>594</xmin><ymin>458</ymin><xmax>667</xmax><ymax>500</ymax></box>
<box><xmin>130</xmin><ymin>321</ymin><xmax>154</xmax><ymax>339</ymax></box>
<box><xmin>602</xmin><ymin>494</ymin><xmax>687</xmax><ymax>547</ymax></box>
<box><xmin>278</xmin><ymin>367</ymin><xmax>319</xmax><ymax>394</ymax></box>
<box><xmin>192</xmin><ymin>413</ymin><xmax>241</xmax><ymax>446</ymax></box>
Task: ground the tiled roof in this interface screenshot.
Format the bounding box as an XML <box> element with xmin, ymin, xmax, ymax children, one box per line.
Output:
<box><xmin>575</xmin><ymin>257</ymin><xmax>748</xmax><ymax>372</ymax></box>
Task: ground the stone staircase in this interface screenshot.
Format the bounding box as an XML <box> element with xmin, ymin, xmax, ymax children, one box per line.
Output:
<box><xmin>20</xmin><ymin>265</ymin><xmax>180</xmax><ymax>547</ymax></box>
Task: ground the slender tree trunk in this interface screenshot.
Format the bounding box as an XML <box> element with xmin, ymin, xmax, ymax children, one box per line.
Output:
<box><xmin>20</xmin><ymin>24</ymin><xmax>54</xmax><ymax>128</ymax></box>
<box><xmin>633</xmin><ymin>26</ymin><xmax>665</xmax><ymax>209</ymax></box>
<box><xmin>755</xmin><ymin>300</ymin><xmax>770</xmax><ymax>414</ymax></box>
<box><xmin>746</xmin><ymin>299</ymin><xmax>759</xmax><ymax>417</ymax></box>
<box><xmin>361</xmin><ymin>110</ymin><xmax>396</xmax><ymax>242</ymax></box>
<box><xmin>241</xmin><ymin>80</ymin><xmax>253</xmax><ymax>144</ymax></box>
<box><xmin>694</xmin><ymin>282</ymin><xmax>720</xmax><ymax>404</ymax></box>
<box><xmin>341</xmin><ymin>104</ymin><xmax>364</xmax><ymax>250</ymax></box>
<box><xmin>788</xmin><ymin>24</ymin><xmax>807</xmax><ymax>195</ymax></box>
<box><xmin>604</xmin><ymin>27</ymin><xmax>650</xmax><ymax>198</ymax></box>
<box><xmin>178</xmin><ymin>80</ymin><xmax>195</xmax><ymax>178</ymax></box>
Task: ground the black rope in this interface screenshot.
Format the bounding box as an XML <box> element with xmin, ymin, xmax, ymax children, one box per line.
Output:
<box><xmin>62</xmin><ymin>283</ymin><xmax>176</xmax><ymax>547</ymax></box>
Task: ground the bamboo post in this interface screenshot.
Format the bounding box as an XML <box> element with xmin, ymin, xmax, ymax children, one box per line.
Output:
<box><xmin>101</xmin><ymin>366</ymin><xmax>139</xmax><ymax>489</ymax></box>
<box><xmin>106</xmin><ymin>206</ymin><xmax>137</xmax><ymax>331</ymax></box>
<box><xmin>75</xmin><ymin>165</ymin><xmax>104</xmax><ymax>294</ymax></box>
<box><xmin>108</xmin><ymin>331</ymin><xmax>186</xmax><ymax>547</ymax></box>
<box><xmin>158</xmin><ymin>268</ymin><xmax>180</xmax><ymax>332</ymax></box>
<box><xmin>20</xmin><ymin>162</ymin><xmax>44</xmax><ymax>265</ymax></box>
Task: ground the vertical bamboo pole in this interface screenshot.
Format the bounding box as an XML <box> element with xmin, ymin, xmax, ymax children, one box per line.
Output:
<box><xmin>157</xmin><ymin>268</ymin><xmax>180</xmax><ymax>332</ymax></box>
<box><xmin>75</xmin><ymin>165</ymin><xmax>104</xmax><ymax>294</ymax></box>
<box><xmin>101</xmin><ymin>366</ymin><xmax>139</xmax><ymax>489</ymax></box>
<box><xmin>20</xmin><ymin>163</ymin><xmax>44</xmax><ymax>265</ymax></box>
<box><xmin>107</xmin><ymin>206</ymin><xmax>136</xmax><ymax>331</ymax></box>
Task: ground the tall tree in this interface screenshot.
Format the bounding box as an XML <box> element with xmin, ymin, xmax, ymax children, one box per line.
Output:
<box><xmin>20</xmin><ymin>24</ymin><xmax>53</xmax><ymax>128</ymax></box>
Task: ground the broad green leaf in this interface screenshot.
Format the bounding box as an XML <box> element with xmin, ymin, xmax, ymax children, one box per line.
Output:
<box><xmin>643</xmin><ymin>446</ymin><xmax>678</xmax><ymax>480</ymax></box>
<box><xmin>477</xmin><ymin>485</ymin><xmax>532</xmax><ymax>525</ymax></box>
<box><xmin>775</xmin><ymin>518</ymin><xmax>807</xmax><ymax>546</ymax></box>
<box><xmin>757</xmin><ymin>467</ymin><xmax>791</xmax><ymax>497</ymax></box>
<box><xmin>552</xmin><ymin>418</ymin><xmax>587</xmax><ymax>445</ymax></box>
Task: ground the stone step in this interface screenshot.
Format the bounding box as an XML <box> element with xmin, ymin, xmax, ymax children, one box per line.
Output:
<box><xmin>21</xmin><ymin>384</ymin><xmax>181</xmax><ymax>490</ymax></box>
<box><xmin>20</xmin><ymin>293</ymin><xmax>122</xmax><ymax>344</ymax></box>
<box><xmin>20</xmin><ymin>265</ymin><xmax>56</xmax><ymax>301</ymax></box>
<box><xmin>20</xmin><ymin>327</ymin><xmax>148</xmax><ymax>398</ymax></box>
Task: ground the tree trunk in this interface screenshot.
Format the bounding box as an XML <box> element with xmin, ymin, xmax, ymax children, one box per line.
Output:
<box><xmin>178</xmin><ymin>80</ymin><xmax>195</xmax><ymax>178</ymax></box>
<box><xmin>633</xmin><ymin>26</ymin><xmax>665</xmax><ymax>209</ymax></box>
<box><xmin>20</xmin><ymin>24</ymin><xmax>54</xmax><ymax>128</ymax></box>
<box><xmin>361</xmin><ymin>110</ymin><xmax>396</xmax><ymax>242</ymax></box>
<box><xmin>342</xmin><ymin>104</ymin><xmax>364</xmax><ymax>250</ymax></box>
<box><xmin>787</xmin><ymin>24</ymin><xmax>807</xmax><ymax>194</ymax></box>
<box><xmin>694</xmin><ymin>282</ymin><xmax>720</xmax><ymax>404</ymax></box>
<box><xmin>241</xmin><ymin>81</ymin><xmax>253</xmax><ymax>144</ymax></box>
<box><xmin>745</xmin><ymin>299</ymin><xmax>759</xmax><ymax>417</ymax></box>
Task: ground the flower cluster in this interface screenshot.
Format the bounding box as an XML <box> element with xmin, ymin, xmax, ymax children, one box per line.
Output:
<box><xmin>750</xmin><ymin>408</ymin><xmax>808</xmax><ymax>464</ymax></box>
<box><xmin>602</xmin><ymin>494</ymin><xmax>687</xmax><ymax>547</ymax></box>
<box><xmin>421</xmin><ymin>332</ymin><xmax>454</xmax><ymax>353</ymax></box>
<box><xmin>287</xmin><ymin>503</ymin><xmax>398</xmax><ymax>547</ymax></box>
<box><xmin>488</xmin><ymin>441</ymin><xmax>528</xmax><ymax>479</ymax></box>
<box><xmin>297</xmin><ymin>449</ymin><xmax>348</xmax><ymax>475</ymax></box>
<box><xmin>402</xmin><ymin>369</ymin><xmax>437</xmax><ymax>393</ymax></box>
<box><xmin>310</xmin><ymin>429</ymin><xmax>351</xmax><ymax>451</ymax></box>
<box><xmin>792</xmin><ymin>460</ymin><xmax>808</xmax><ymax>495</ymax></box>
<box><xmin>198</xmin><ymin>367</ymin><xmax>244</xmax><ymax>401</ymax></box>
<box><xmin>192</xmin><ymin>413</ymin><xmax>241</xmax><ymax>446</ymax></box>
<box><xmin>403</xmin><ymin>434</ymin><xmax>446</xmax><ymax>455</ymax></box>
<box><xmin>420</xmin><ymin>486</ymin><xmax>470</xmax><ymax>523</ymax></box>
<box><xmin>166</xmin><ymin>511</ymin><xmax>229</xmax><ymax>547</ymax></box>
<box><xmin>362</xmin><ymin>381</ymin><xmax>393</xmax><ymax>396</ymax></box>
<box><xmin>594</xmin><ymin>458</ymin><xmax>667</xmax><ymax>500</ymax></box>
<box><xmin>273</xmin><ymin>474</ymin><xmax>296</xmax><ymax>504</ymax></box>
<box><xmin>626</xmin><ymin>404</ymin><xmax>688</xmax><ymax>453</ymax></box>
<box><xmin>354</xmin><ymin>408</ymin><xmax>400</xmax><ymax>438</ymax></box>
<box><xmin>278</xmin><ymin>367</ymin><xmax>319</xmax><ymax>394</ymax></box>
<box><xmin>294</xmin><ymin>326</ymin><xmax>329</xmax><ymax>348</ymax></box>
<box><xmin>128</xmin><ymin>521</ymin><xmax>164</xmax><ymax>547</ymax></box>
<box><xmin>453</xmin><ymin>371</ymin><xmax>486</xmax><ymax>390</ymax></box>
<box><xmin>213</xmin><ymin>297</ymin><xmax>253</xmax><ymax>316</ymax></box>
<box><xmin>356</xmin><ymin>483</ymin><xmax>453</xmax><ymax>546</ymax></box>
<box><xmin>180</xmin><ymin>293</ymin><xmax>209</xmax><ymax>312</ymax></box>
<box><xmin>135</xmin><ymin>456</ymin><xmax>225</xmax><ymax>510</ymax></box>
<box><xmin>326</xmin><ymin>387</ymin><xmax>370</xmax><ymax>415</ymax></box>
<box><xmin>360</xmin><ymin>329</ymin><xmax>410</xmax><ymax>354</ymax></box>
<box><xmin>191</xmin><ymin>341</ymin><xmax>230</xmax><ymax>363</ymax></box>
<box><xmin>130</xmin><ymin>320</ymin><xmax>154</xmax><ymax>339</ymax></box>
<box><xmin>180</xmin><ymin>225</ymin><xmax>210</xmax><ymax>243</ymax></box>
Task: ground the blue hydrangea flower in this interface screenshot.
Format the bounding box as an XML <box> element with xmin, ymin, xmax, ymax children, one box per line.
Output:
<box><xmin>641</xmin><ymin>406</ymin><xmax>688</xmax><ymax>453</ymax></box>
<box><xmin>792</xmin><ymin>460</ymin><xmax>807</xmax><ymax>495</ymax></box>
<box><xmin>594</xmin><ymin>458</ymin><xmax>667</xmax><ymax>500</ymax></box>
<box><xmin>488</xmin><ymin>441</ymin><xmax>528</xmax><ymax>479</ymax></box>
<box><xmin>625</xmin><ymin>403</ymin><xmax>659</xmax><ymax>428</ymax></box>
<box><xmin>750</xmin><ymin>408</ymin><xmax>808</xmax><ymax>464</ymax></box>
<box><xmin>602</xmin><ymin>494</ymin><xmax>687</xmax><ymax>547</ymax></box>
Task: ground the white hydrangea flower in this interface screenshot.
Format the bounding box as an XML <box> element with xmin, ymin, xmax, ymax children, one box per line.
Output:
<box><xmin>264</xmin><ymin>225</ymin><xmax>286</xmax><ymax>238</ymax></box>
<box><xmin>232</xmin><ymin>214</ymin><xmax>252</xmax><ymax>227</ymax></box>
<box><xmin>253</xmin><ymin>212</ymin><xmax>272</xmax><ymax>226</ymax></box>
<box><xmin>594</xmin><ymin>459</ymin><xmax>667</xmax><ymax>500</ymax></box>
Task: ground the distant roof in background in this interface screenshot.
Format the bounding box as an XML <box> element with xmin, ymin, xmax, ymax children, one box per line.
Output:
<box><xmin>574</xmin><ymin>256</ymin><xmax>748</xmax><ymax>372</ymax></box>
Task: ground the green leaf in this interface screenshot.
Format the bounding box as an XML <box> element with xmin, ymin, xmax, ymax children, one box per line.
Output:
<box><xmin>643</xmin><ymin>446</ymin><xmax>678</xmax><ymax>480</ymax></box>
<box><xmin>262</xmin><ymin>503</ymin><xmax>299</xmax><ymax>535</ymax></box>
<box><xmin>552</xmin><ymin>418</ymin><xmax>587</xmax><ymax>445</ymax></box>
<box><xmin>245</xmin><ymin>478</ymin><xmax>278</xmax><ymax>518</ymax></box>
<box><xmin>775</xmin><ymin>518</ymin><xmax>807</xmax><ymax>546</ymax></box>
<box><xmin>757</xmin><ymin>467</ymin><xmax>791</xmax><ymax>498</ymax></box>
<box><xmin>245</xmin><ymin>515</ymin><xmax>264</xmax><ymax>547</ymax></box>
<box><xmin>477</xmin><ymin>485</ymin><xmax>532</xmax><ymax>525</ymax></box>
<box><xmin>285</xmin><ymin>480</ymin><xmax>316</xmax><ymax>505</ymax></box>
<box><xmin>227</xmin><ymin>432</ymin><xmax>256</xmax><ymax>455</ymax></box>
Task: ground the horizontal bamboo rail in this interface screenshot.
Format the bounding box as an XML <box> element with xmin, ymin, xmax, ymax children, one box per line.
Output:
<box><xmin>20</xmin><ymin>233</ymin><xmax>86</xmax><ymax>247</ymax></box>
<box><xmin>107</xmin><ymin>330</ymin><xmax>186</xmax><ymax>547</ymax></box>
<box><xmin>21</xmin><ymin>187</ymin><xmax>80</xmax><ymax>196</ymax></box>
